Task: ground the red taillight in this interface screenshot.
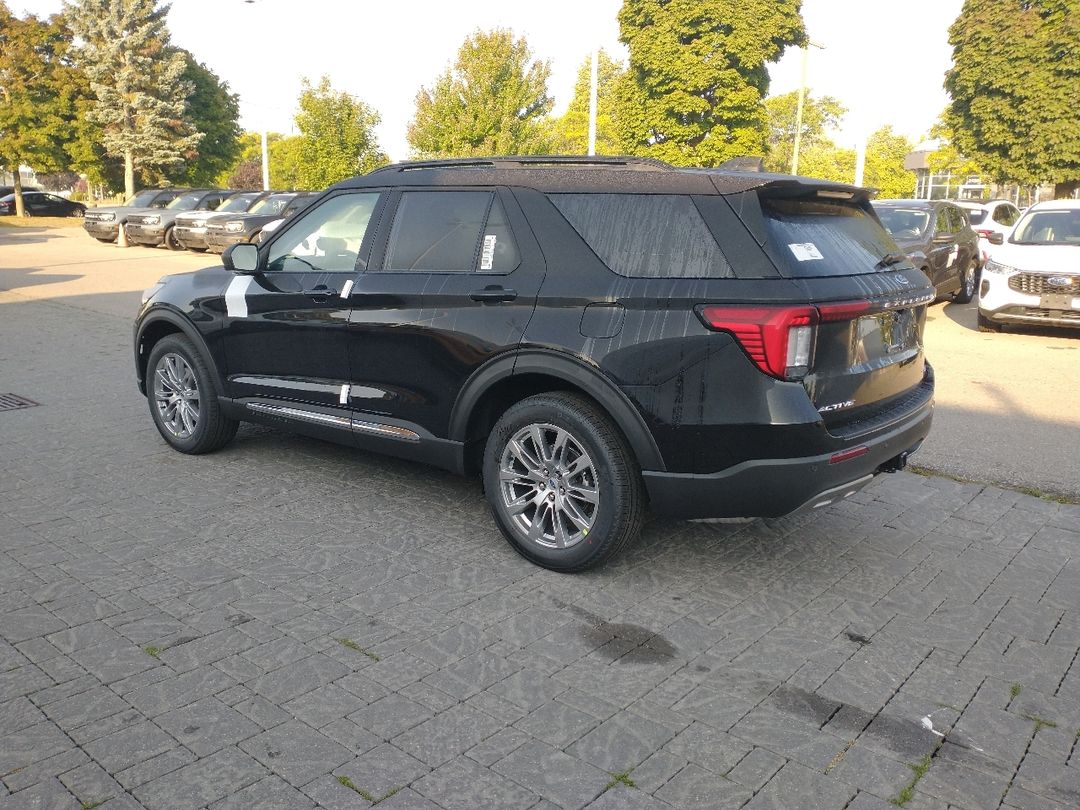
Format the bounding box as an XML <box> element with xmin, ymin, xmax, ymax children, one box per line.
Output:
<box><xmin>974</xmin><ymin>229</ymin><xmax>994</xmax><ymax>237</ymax></box>
<box><xmin>697</xmin><ymin>300</ymin><xmax>871</xmax><ymax>379</ymax></box>
<box><xmin>829</xmin><ymin>445</ymin><xmax>869</xmax><ymax>464</ymax></box>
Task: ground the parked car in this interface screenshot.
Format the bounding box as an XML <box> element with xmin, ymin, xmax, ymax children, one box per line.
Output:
<box><xmin>173</xmin><ymin>191</ymin><xmax>269</xmax><ymax>252</ymax></box>
<box><xmin>977</xmin><ymin>199</ymin><xmax>1080</xmax><ymax>332</ymax></box>
<box><xmin>872</xmin><ymin>199</ymin><xmax>980</xmax><ymax>303</ymax></box>
<box><xmin>83</xmin><ymin>188</ymin><xmax>187</xmax><ymax>243</ymax></box>
<box><xmin>135</xmin><ymin>157</ymin><xmax>935</xmax><ymax>572</ymax></box>
<box><xmin>125</xmin><ymin>189</ymin><xmax>235</xmax><ymax>249</ymax></box>
<box><xmin>0</xmin><ymin>191</ymin><xmax>86</xmax><ymax>217</ymax></box>
<box><xmin>204</xmin><ymin>192</ymin><xmax>314</xmax><ymax>253</ymax></box>
<box><xmin>955</xmin><ymin>199</ymin><xmax>1022</xmax><ymax>264</ymax></box>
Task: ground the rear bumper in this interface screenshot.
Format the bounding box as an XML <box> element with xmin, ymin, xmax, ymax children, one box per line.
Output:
<box><xmin>642</xmin><ymin>396</ymin><xmax>933</xmax><ymax>519</ymax></box>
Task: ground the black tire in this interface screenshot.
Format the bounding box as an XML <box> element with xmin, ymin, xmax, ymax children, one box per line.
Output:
<box><xmin>977</xmin><ymin>311</ymin><xmax>1002</xmax><ymax>333</ymax></box>
<box><xmin>190</xmin><ymin>246</ymin><xmax>208</xmax><ymax>253</ymax></box>
<box><xmin>483</xmin><ymin>392</ymin><xmax>644</xmax><ymax>572</ymax></box>
<box><xmin>95</xmin><ymin>237</ymin><xmax>114</xmax><ymax>243</ymax></box>
<box><xmin>164</xmin><ymin>226</ymin><xmax>182</xmax><ymax>251</ymax></box>
<box><xmin>146</xmin><ymin>334</ymin><xmax>238</xmax><ymax>454</ymax></box>
<box><xmin>953</xmin><ymin>260</ymin><xmax>977</xmax><ymax>304</ymax></box>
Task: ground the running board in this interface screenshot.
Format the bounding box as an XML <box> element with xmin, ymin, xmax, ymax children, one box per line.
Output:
<box><xmin>245</xmin><ymin>402</ymin><xmax>420</xmax><ymax>442</ymax></box>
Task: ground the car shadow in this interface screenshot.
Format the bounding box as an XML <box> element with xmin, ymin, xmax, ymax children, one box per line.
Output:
<box><xmin>942</xmin><ymin>299</ymin><xmax>1080</xmax><ymax>339</ymax></box>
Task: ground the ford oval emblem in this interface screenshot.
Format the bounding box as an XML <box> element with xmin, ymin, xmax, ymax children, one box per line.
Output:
<box><xmin>1047</xmin><ymin>275</ymin><xmax>1072</xmax><ymax>288</ymax></box>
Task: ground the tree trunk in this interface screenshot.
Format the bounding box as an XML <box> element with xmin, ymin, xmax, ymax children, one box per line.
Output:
<box><xmin>124</xmin><ymin>151</ymin><xmax>135</xmax><ymax>199</ymax></box>
<box><xmin>1054</xmin><ymin>180</ymin><xmax>1079</xmax><ymax>199</ymax></box>
<box><xmin>12</xmin><ymin>168</ymin><xmax>24</xmax><ymax>218</ymax></box>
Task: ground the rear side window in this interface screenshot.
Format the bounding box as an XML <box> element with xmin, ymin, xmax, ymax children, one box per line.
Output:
<box><xmin>549</xmin><ymin>194</ymin><xmax>733</xmax><ymax>279</ymax></box>
<box><xmin>762</xmin><ymin>197</ymin><xmax>909</xmax><ymax>277</ymax></box>
<box><xmin>384</xmin><ymin>191</ymin><xmax>519</xmax><ymax>273</ymax></box>
<box><xmin>993</xmin><ymin>204</ymin><xmax>1018</xmax><ymax>226</ymax></box>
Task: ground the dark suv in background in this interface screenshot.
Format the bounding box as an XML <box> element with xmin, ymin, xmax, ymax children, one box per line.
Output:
<box><xmin>872</xmin><ymin>199</ymin><xmax>980</xmax><ymax>303</ymax></box>
<box><xmin>204</xmin><ymin>192</ymin><xmax>314</xmax><ymax>252</ymax></box>
<box><xmin>135</xmin><ymin>157</ymin><xmax>935</xmax><ymax>572</ymax></box>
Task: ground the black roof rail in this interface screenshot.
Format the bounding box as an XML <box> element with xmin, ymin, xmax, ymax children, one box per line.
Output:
<box><xmin>368</xmin><ymin>155</ymin><xmax>673</xmax><ymax>174</ymax></box>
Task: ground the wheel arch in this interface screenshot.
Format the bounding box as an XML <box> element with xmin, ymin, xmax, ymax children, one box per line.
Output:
<box><xmin>450</xmin><ymin>350</ymin><xmax>666</xmax><ymax>476</ymax></box>
<box><xmin>136</xmin><ymin>309</ymin><xmax>225</xmax><ymax>397</ymax></box>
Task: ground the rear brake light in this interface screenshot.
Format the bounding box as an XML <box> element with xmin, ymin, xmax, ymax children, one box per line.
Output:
<box><xmin>830</xmin><ymin>445</ymin><xmax>869</xmax><ymax>464</ymax></box>
<box><xmin>697</xmin><ymin>300</ymin><xmax>871</xmax><ymax>380</ymax></box>
<box><xmin>975</xmin><ymin>229</ymin><xmax>994</xmax><ymax>238</ymax></box>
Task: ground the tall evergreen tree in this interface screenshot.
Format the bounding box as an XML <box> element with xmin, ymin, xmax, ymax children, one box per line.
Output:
<box><xmin>0</xmin><ymin>4</ymin><xmax>83</xmax><ymax>215</ymax></box>
<box><xmin>945</xmin><ymin>0</ymin><xmax>1080</xmax><ymax>197</ymax></box>
<box><xmin>407</xmin><ymin>29</ymin><xmax>554</xmax><ymax>158</ymax></box>
<box><xmin>616</xmin><ymin>0</ymin><xmax>805</xmax><ymax>166</ymax></box>
<box><xmin>295</xmin><ymin>76</ymin><xmax>387</xmax><ymax>189</ymax></box>
<box><xmin>550</xmin><ymin>50</ymin><xmax>625</xmax><ymax>155</ymax></box>
<box><xmin>64</xmin><ymin>0</ymin><xmax>200</xmax><ymax>197</ymax></box>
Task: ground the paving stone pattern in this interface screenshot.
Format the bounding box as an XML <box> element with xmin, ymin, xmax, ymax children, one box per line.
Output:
<box><xmin>2</xmin><ymin>292</ymin><xmax>1080</xmax><ymax>809</ymax></box>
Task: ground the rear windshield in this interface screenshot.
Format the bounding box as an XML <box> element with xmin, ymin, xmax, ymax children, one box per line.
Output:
<box><xmin>549</xmin><ymin>193</ymin><xmax>733</xmax><ymax>279</ymax></box>
<box><xmin>964</xmin><ymin>209</ymin><xmax>987</xmax><ymax>225</ymax></box>
<box><xmin>762</xmin><ymin>197</ymin><xmax>911</xmax><ymax>277</ymax></box>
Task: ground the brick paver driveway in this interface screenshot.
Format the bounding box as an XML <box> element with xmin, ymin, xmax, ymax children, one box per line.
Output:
<box><xmin>2</xmin><ymin>228</ymin><xmax>1080</xmax><ymax>809</ymax></box>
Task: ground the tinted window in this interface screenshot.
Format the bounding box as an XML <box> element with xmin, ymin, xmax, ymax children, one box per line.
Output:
<box><xmin>965</xmin><ymin>208</ymin><xmax>988</xmax><ymax>225</ymax></box>
<box><xmin>267</xmin><ymin>192</ymin><xmax>381</xmax><ymax>272</ymax></box>
<box><xmin>385</xmin><ymin>191</ymin><xmax>492</xmax><ymax>272</ymax></box>
<box><xmin>127</xmin><ymin>190</ymin><xmax>159</xmax><ymax>207</ymax></box>
<box><xmin>993</xmin><ymin>204</ymin><xmax>1018</xmax><ymax>226</ymax></box>
<box><xmin>935</xmin><ymin>207</ymin><xmax>953</xmax><ymax>234</ymax></box>
<box><xmin>218</xmin><ymin>193</ymin><xmax>260</xmax><ymax>213</ymax></box>
<box><xmin>948</xmin><ymin>206</ymin><xmax>966</xmax><ymax>232</ymax></box>
<box><xmin>550</xmin><ymin>193</ymin><xmax>732</xmax><ymax>278</ymax></box>
<box><xmin>875</xmin><ymin>207</ymin><xmax>929</xmax><ymax>238</ymax></box>
<box><xmin>763</xmin><ymin>198</ymin><xmax>912</xmax><ymax>277</ymax></box>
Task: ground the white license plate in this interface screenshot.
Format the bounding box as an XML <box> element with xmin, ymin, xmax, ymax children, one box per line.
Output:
<box><xmin>1040</xmin><ymin>293</ymin><xmax>1074</xmax><ymax>310</ymax></box>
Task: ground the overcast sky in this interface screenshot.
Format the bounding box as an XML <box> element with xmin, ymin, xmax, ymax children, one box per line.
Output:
<box><xmin>17</xmin><ymin>0</ymin><xmax>962</xmax><ymax>161</ymax></box>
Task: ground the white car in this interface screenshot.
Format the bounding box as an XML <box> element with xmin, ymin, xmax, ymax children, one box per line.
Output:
<box><xmin>978</xmin><ymin>200</ymin><xmax>1080</xmax><ymax>332</ymax></box>
<box><xmin>956</xmin><ymin>199</ymin><xmax>1022</xmax><ymax>264</ymax></box>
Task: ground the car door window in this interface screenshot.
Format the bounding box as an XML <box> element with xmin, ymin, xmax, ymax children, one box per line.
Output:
<box><xmin>994</xmin><ymin>205</ymin><xmax>1018</xmax><ymax>226</ymax></box>
<box><xmin>382</xmin><ymin>191</ymin><xmax>519</xmax><ymax>273</ymax></box>
<box><xmin>267</xmin><ymin>192</ymin><xmax>381</xmax><ymax>273</ymax></box>
<box><xmin>948</xmin><ymin>207</ymin><xmax>965</xmax><ymax>232</ymax></box>
<box><xmin>935</xmin><ymin>208</ymin><xmax>952</xmax><ymax>235</ymax></box>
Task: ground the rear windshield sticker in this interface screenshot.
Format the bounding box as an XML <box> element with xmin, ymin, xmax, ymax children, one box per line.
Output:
<box><xmin>480</xmin><ymin>234</ymin><xmax>497</xmax><ymax>270</ymax></box>
<box><xmin>789</xmin><ymin>242</ymin><xmax>824</xmax><ymax>261</ymax></box>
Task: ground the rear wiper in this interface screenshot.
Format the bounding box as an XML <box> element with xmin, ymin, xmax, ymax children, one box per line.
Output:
<box><xmin>875</xmin><ymin>252</ymin><xmax>910</xmax><ymax>269</ymax></box>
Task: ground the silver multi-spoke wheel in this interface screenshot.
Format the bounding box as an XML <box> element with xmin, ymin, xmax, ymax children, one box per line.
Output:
<box><xmin>153</xmin><ymin>353</ymin><xmax>200</xmax><ymax>439</ymax></box>
<box><xmin>499</xmin><ymin>423</ymin><xmax>599</xmax><ymax>550</ymax></box>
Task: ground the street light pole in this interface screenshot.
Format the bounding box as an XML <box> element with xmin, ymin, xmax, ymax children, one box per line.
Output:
<box><xmin>260</xmin><ymin>128</ymin><xmax>270</xmax><ymax>191</ymax></box>
<box><xmin>791</xmin><ymin>39</ymin><xmax>825</xmax><ymax>176</ymax></box>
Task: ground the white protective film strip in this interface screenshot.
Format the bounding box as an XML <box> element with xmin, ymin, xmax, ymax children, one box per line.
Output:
<box><xmin>224</xmin><ymin>275</ymin><xmax>253</xmax><ymax>318</ymax></box>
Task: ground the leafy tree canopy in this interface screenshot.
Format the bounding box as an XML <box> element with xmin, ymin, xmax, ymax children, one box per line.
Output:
<box><xmin>295</xmin><ymin>76</ymin><xmax>387</xmax><ymax>189</ymax></box>
<box><xmin>863</xmin><ymin>126</ymin><xmax>916</xmax><ymax>199</ymax></box>
<box><xmin>945</xmin><ymin>0</ymin><xmax>1080</xmax><ymax>196</ymax></box>
<box><xmin>616</xmin><ymin>0</ymin><xmax>805</xmax><ymax>167</ymax></box>
<box><xmin>0</xmin><ymin>3</ymin><xmax>84</xmax><ymax>213</ymax></box>
<box><xmin>64</xmin><ymin>0</ymin><xmax>200</xmax><ymax>197</ymax></box>
<box><xmin>166</xmin><ymin>52</ymin><xmax>241</xmax><ymax>187</ymax></box>
<box><xmin>408</xmin><ymin>28</ymin><xmax>554</xmax><ymax>158</ymax></box>
<box><xmin>763</xmin><ymin>89</ymin><xmax>846</xmax><ymax>173</ymax></box>
<box><xmin>549</xmin><ymin>49</ymin><xmax>625</xmax><ymax>155</ymax></box>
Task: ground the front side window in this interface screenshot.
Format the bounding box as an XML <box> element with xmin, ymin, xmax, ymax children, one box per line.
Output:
<box><xmin>383</xmin><ymin>191</ymin><xmax>518</xmax><ymax>273</ymax></box>
<box><xmin>550</xmin><ymin>193</ymin><xmax>732</xmax><ymax>278</ymax></box>
<box><xmin>266</xmin><ymin>192</ymin><xmax>381</xmax><ymax>272</ymax></box>
<box><xmin>166</xmin><ymin>193</ymin><xmax>203</xmax><ymax>211</ymax></box>
<box><xmin>218</xmin><ymin>193</ymin><xmax>260</xmax><ymax>213</ymax></box>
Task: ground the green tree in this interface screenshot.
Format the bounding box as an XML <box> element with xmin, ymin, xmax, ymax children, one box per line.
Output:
<box><xmin>166</xmin><ymin>52</ymin><xmax>241</xmax><ymax>186</ymax></box>
<box><xmin>549</xmin><ymin>50</ymin><xmax>625</xmax><ymax>155</ymax></box>
<box><xmin>797</xmin><ymin>143</ymin><xmax>856</xmax><ymax>184</ymax></box>
<box><xmin>945</xmin><ymin>0</ymin><xmax>1080</xmax><ymax>197</ymax></box>
<box><xmin>0</xmin><ymin>4</ymin><xmax>83</xmax><ymax>215</ymax></box>
<box><xmin>270</xmin><ymin>135</ymin><xmax>304</xmax><ymax>189</ymax></box>
<box><xmin>218</xmin><ymin>131</ymin><xmax>306</xmax><ymax>190</ymax></box>
<box><xmin>408</xmin><ymin>28</ymin><xmax>554</xmax><ymax>158</ymax></box>
<box><xmin>64</xmin><ymin>0</ymin><xmax>200</xmax><ymax>198</ymax></box>
<box><xmin>763</xmin><ymin>89</ymin><xmax>846</xmax><ymax>173</ymax></box>
<box><xmin>863</xmin><ymin>126</ymin><xmax>916</xmax><ymax>199</ymax></box>
<box><xmin>295</xmin><ymin>76</ymin><xmax>387</xmax><ymax>189</ymax></box>
<box><xmin>616</xmin><ymin>0</ymin><xmax>805</xmax><ymax>166</ymax></box>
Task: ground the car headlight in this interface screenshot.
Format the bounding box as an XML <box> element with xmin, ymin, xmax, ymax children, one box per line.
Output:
<box><xmin>225</xmin><ymin>221</ymin><xmax>245</xmax><ymax>233</ymax></box>
<box><xmin>143</xmin><ymin>215</ymin><xmax>161</xmax><ymax>226</ymax></box>
<box><xmin>141</xmin><ymin>278</ymin><xmax>168</xmax><ymax>304</ymax></box>
<box><xmin>983</xmin><ymin>259</ymin><xmax>1017</xmax><ymax>275</ymax></box>
<box><xmin>99</xmin><ymin>212</ymin><xmax>116</xmax><ymax>222</ymax></box>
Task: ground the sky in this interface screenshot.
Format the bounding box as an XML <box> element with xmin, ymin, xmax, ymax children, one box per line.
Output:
<box><xmin>16</xmin><ymin>0</ymin><xmax>964</xmax><ymax>161</ymax></box>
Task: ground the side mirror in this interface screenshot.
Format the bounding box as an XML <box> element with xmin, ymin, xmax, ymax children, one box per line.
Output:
<box><xmin>988</xmin><ymin>232</ymin><xmax>1004</xmax><ymax>245</ymax></box>
<box><xmin>223</xmin><ymin>242</ymin><xmax>260</xmax><ymax>274</ymax></box>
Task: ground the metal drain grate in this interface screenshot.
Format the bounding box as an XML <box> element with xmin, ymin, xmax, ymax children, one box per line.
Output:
<box><xmin>0</xmin><ymin>393</ymin><xmax>40</xmax><ymax>412</ymax></box>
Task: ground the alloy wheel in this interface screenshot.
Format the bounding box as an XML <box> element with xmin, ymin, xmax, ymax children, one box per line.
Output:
<box><xmin>153</xmin><ymin>353</ymin><xmax>200</xmax><ymax>438</ymax></box>
<box><xmin>499</xmin><ymin>423</ymin><xmax>599</xmax><ymax>549</ymax></box>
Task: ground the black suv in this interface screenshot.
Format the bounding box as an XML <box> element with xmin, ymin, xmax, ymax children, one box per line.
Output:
<box><xmin>135</xmin><ymin>157</ymin><xmax>935</xmax><ymax>572</ymax></box>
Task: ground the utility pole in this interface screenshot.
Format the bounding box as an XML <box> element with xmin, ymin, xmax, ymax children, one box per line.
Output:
<box><xmin>261</xmin><ymin>128</ymin><xmax>270</xmax><ymax>191</ymax></box>
<box><xmin>791</xmin><ymin>40</ymin><xmax>825</xmax><ymax>176</ymax></box>
<box><xmin>587</xmin><ymin>49</ymin><xmax>599</xmax><ymax>156</ymax></box>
